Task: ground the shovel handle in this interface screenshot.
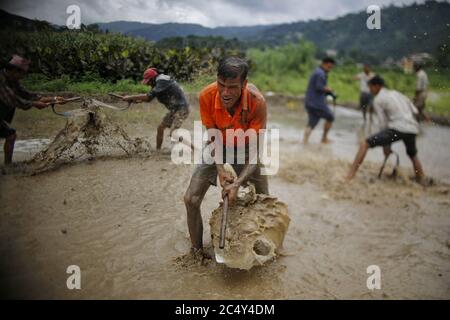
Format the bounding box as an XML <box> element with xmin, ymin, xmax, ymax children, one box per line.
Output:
<box><xmin>108</xmin><ymin>93</ymin><xmax>125</xmax><ymax>99</ymax></box>
<box><xmin>109</xmin><ymin>93</ymin><xmax>134</xmax><ymax>108</ymax></box>
<box><xmin>219</xmin><ymin>195</ymin><xmax>229</xmax><ymax>249</ymax></box>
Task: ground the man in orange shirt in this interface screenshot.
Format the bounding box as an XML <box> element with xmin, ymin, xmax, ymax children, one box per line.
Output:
<box><xmin>183</xmin><ymin>57</ymin><xmax>268</xmax><ymax>256</ymax></box>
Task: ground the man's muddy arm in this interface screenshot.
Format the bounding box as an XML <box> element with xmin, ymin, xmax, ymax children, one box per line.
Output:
<box><xmin>235</xmin><ymin>163</ymin><xmax>258</xmax><ymax>186</ymax></box>
<box><xmin>123</xmin><ymin>94</ymin><xmax>150</xmax><ymax>103</ymax></box>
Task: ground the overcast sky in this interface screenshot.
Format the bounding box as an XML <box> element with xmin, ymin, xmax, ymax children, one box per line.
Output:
<box><xmin>0</xmin><ymin>0</ymin><xmax>430</xmax><ymax>27</ymax></box>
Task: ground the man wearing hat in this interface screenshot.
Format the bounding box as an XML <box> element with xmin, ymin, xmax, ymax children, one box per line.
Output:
<box><xmin>122</xmin><ymin>68</ymin><xmax>190</xmax><ymax>150</ymax></box>
<box><xmin>0</xmin><ymin>55</ymin><xmax>64</xmax><ymax>165</ymax></box>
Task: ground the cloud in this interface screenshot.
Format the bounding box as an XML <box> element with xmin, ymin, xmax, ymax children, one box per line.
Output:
<box><xmin>0</xmin><ymin>0</ymin><xmax>426</xmax><ymax>27</ymax></box>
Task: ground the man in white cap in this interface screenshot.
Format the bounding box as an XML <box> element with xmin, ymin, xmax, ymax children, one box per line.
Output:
<box><xmin>122</xmin><ymin>68</ymin><xmax>190</xmax><ymax>150</ymax></box>
<box><xmin>0</xmin><ymin>55</ymin><xmax>65</xmax><ymax>165</ymax></box>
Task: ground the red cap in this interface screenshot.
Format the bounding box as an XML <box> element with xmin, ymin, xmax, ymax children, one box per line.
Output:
<box><xmin>142</xmin><ymin>68</ymin><xmax>158</xmax><ymax>84</ymax></box>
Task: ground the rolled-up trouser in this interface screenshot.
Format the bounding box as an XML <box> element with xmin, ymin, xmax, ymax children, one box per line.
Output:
<box><xmin>366</xmin><ymin>128</ymin><xmax>418</xmax><ymax>158</ymax></box>
<box><xmin>161</xmin><ymin>106</ymin><xmax>190</xmax><ymax>130</ymax></box>
<box><xmin>359</xmin><ymin>92</ymin><xmax>373</xmax><ymax>110</ymax></box>
<box><xmin>305</xmin><ymin>105</ymin><xmax>334</xmax><ymax>129</ymax></box>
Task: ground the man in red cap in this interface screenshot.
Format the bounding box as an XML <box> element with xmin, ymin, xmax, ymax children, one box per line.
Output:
<box><xmin>0</xmin><ymin>55</ymin><xmax>65</xmax><ymax>165</ymax></box>
<box><xmin>122</xmin><ymin>68</ymin><xmax>190</xmax><ymax>150</ymax></box>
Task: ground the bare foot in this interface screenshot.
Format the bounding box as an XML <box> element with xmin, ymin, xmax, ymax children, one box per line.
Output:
<box><xmin>321</xmin><ymin>138</ymin><xmax>333</xmax><ymax>144</ymax></box>
<box><xmin>416</xmin><ymin>176</ymin><xmax>433</xmax><ymax>187</ymax></box>
<box><xmin>191</xmin><ymin>247</ymin><xmax>213</xmax><ymax>261</ymax></box>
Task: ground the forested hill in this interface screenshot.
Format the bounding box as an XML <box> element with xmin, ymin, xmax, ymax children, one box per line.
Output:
<box><xmin>1</xmin><ymin>0</ymin><xmax>449</xmax><ymax>62</ymax></box>
<box><xmin>252</xmin><ymin>1</ymin><xmax>450</xmax><ymax>60</ymax></box>
<box><xmin>96</xmin><ymin>1</ymin><xmax>449</xmax><ymax>60</ymax></box>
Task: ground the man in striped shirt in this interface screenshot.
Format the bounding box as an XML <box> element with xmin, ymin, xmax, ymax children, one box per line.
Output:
<box><xmin>0</xmin><ymin>55</ymin><xmax>63</xmax><ymax>165</ymax></box>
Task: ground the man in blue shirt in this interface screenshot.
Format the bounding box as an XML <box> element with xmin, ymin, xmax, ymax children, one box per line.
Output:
<box><xmin>303</xmin><ymin>57</ymin><xmax>336</xmax><ymax>144</ymax></box>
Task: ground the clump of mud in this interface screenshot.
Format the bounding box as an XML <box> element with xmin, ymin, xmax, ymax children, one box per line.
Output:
<box><xmin>209</xmin><ymin>166</ymin><xmax>290</xmax><ymax>270</ymax></box>
<box><xmin>24</xmin><ymin>99</ymin><xmax>151</xmax><ymax>175</ymax></box>
<box><xmin>173</xmin><ymin>247</ymin><xmax>216</xmax><ymax>269</ymax></box>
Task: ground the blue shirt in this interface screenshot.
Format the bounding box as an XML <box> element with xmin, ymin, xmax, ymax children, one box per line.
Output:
<box><xmin>305</xmin><ymin>67</ymin><xmax>328</xmax><ymax>111</ymax></box>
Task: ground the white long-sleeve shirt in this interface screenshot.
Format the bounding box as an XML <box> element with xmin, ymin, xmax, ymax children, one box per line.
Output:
<box><xmin>356</xmin><ymin>71</ymin><xmax>375</xmax><ymax>93</ymax></box>
<box><xmin>373</xmin><ymin>88</ymin><xmax>419</xmax><ymax>134</ymax></box>
<box><xmin>416</xmin><ymin>69</ymin><xmax>429</xmax><ymax>92</ymax></box>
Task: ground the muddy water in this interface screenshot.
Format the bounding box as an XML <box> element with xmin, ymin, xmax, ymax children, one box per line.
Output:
<box><xmin>0</xmin><ymin>103</ymin><xmax>449</xmax><ymax>299</ymax></box>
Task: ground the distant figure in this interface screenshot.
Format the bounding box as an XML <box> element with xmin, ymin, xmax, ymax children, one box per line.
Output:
<box><xmin>303</xmin><ymin>57</ymin><xmax>337</xmax><ymax>144</ymax></box>
<box><xmin>123</xmin><ymin>68</ymin><xmax>190</xmax><ymax>150</ymax></box>
<box><xmin>346</xmin><ymin>75</ymin><xmax>427</xmax><ymax>186</ymax></box>
<box><xmin>354</xmin><ymin>63</ymin><xmax>375</xmax><ymax>124</ymax></box>
<box><xmin>413</xmin><ymin>63</ymin><xmax>430</xmax><ymax>122</ymax></box>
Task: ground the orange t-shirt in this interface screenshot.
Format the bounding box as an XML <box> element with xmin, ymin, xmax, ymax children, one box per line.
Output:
<box><xmin>199</xmin><ymin>82</ymin><xmax>267</xmax><ymax>147</ymax></box>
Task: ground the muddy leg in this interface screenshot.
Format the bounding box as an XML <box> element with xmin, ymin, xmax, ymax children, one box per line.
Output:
<box><xmin>347</xmin><ymin>141</ymin><xmax>369</xmax><ymax>181</ymax></box>
<box><xmin>3</xmin><ymin>133</ymin><xmax>16</xmax><ymax>165</ymax></box>
<box><xmin>156</xmin><ymin>124</ymin><xmax>165</xmax><ymax>150</ymax></box>
<box><xmin>184</xmin><ymin>176</ymin><xmax>211</xmax><ymax>250</ymax></box>
<box><xmin>321</xmin><ymin>121</ymin><xmax>333</xmax><ymax>143</ymax></box>
<box><xmin>410</xmin><ymin>156</ymin><xmax>426</xmax><ymax>185</ymax></box>
<box><xmin>303</xmin><ymin>126</ymin><xmax>312</xmax><ymax>144</ymax></box>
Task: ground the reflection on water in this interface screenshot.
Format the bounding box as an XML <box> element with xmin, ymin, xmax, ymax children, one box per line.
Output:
<box><xmin>7</xmin><ymin>139</ymin><xmax>50</xmax><ymax>162</ymax></box>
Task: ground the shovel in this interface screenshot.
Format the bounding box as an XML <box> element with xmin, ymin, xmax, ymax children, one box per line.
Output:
<box><xmin>49</xmin><ymin>96</ymin><xmax>82</xmax><ymax>117</ymax></box>
<box><xmin>219</xmin><ymin>195</ymin><xmax>229</xmax><ymax>249</ymax></box>
<box><xmin>215</xmin><ymin>195</ymin><xmax>229</xmax><ymax>263</ymax></box>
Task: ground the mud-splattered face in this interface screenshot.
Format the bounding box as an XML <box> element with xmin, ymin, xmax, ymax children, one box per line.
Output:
<box><xmin>217</xmin><ymin>76</ymin><xmax>248</xmax><ymax>111</ymax></box>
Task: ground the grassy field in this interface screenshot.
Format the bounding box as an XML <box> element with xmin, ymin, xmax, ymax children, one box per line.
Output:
<box><xmin>22</xmin><ymin>66</ymin><xmax>450</xmax><ymax>117</ymax></box>
<box><xmin>249</xmin><ymin>65</ymin><xmax>450</xmax><ymax>117</ymax></box>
